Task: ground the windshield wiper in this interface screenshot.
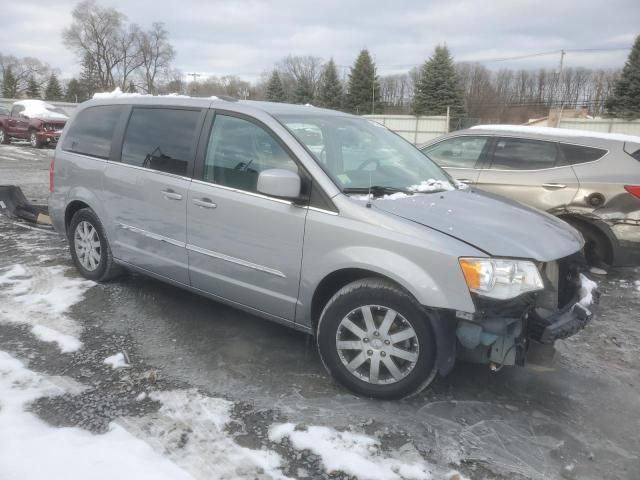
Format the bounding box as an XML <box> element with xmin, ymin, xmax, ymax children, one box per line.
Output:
<box><xmin>342</xmin><ymin>186</ymin><xmax>413</xmax><ymax>198</ymax></box>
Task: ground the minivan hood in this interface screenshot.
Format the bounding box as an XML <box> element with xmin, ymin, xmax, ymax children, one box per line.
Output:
<box><xmin>369</xmin><ymin>189</ymin><xmax>583</xmax><ymax>262</ymax></box>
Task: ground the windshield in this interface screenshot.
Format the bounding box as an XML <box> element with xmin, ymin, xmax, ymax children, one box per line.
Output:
<box><xmin>276</xmin><ymin>114</ymin><xmax>453</xmax><ymax>193</ymax></box>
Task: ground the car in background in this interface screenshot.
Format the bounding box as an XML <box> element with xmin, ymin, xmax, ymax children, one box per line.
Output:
<box><xmin>420</xmin><ymin>125</ymin><xmax>640</xmax><ymax>268</ymax></box>
<box><xmin>0</xmin><ymin>99</ymin><xmax>68</xmax><ymax>148</ymax></box>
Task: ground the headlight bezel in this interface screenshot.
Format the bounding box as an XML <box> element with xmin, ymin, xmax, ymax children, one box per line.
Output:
<box><xmin>459</xmin><ymin>257</ymin><xmax>545</xmax><ymax>301</ymax></box>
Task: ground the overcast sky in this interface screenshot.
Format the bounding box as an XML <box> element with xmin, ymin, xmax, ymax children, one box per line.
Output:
<box><xmin>1</xmin><ymin>0</ymin><xmax>638</xmax><ymax>81</ymax></box>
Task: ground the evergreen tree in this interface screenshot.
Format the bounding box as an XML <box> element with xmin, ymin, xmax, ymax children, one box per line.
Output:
<box><xmin>266</xmin><ymin>71</ymin><xmax>287</xmax><ymax>102</ymax></box>
<box><xmin>293</xmin><ymin>76</ymin><xmax>314</xmax><ymax>104</ymax></box>
<box><xmin>2</xmin><ymin>67</ymin><xmax>18</xmax><ymax>98</ymax></box>
<box><xmin>44</xmin><ymin>74</ymin><xmax>63</xmax><ymax>101</ymax></box>
<box><xmin>79</xmin><ymin>53</ymin><xmax>100</xmax><ymax>98</ymax></box>
<box><xmin>26</xmin><ymin>76</ymin><xmax>41</xmax><ymax>99</ymax></box>
<box><xmin>64</xmin><ymin>78</ymin><xmax>85</xmax><ymax>103</ymax></box>
<box><xmin>345</xmin><ymin>49</ymin><xmax>380</xmax><ymax>114</ymax></box>
<box><xmin>412</xmin><ymin>45</ymin><xmax>466</xmax><ymax>123</ymax></box>
<box><xmin>317</xmin><ymin>59</ymin><xmax>343</xmax><ymax>109</ymax></box>
<box><xmin>605</xmin><ymin>34</ymin><xmax>640</xmax><ymax>119</ymax></box>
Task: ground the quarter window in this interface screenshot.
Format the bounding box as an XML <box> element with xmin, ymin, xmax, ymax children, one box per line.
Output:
<box><xmin>203</xmin><ymin>114</ymin><xmax>298</xmax><ymax>193</ymax></box>
<box><xmin>560</xmin><ymin>143</ymin><xmax>607</xmax><ymax>164</ymax></box>
<box><xmin>491</xmin><ymin>137</ymin><xmax>557</xmax><ymax>170</ymax></box>
<box><xmin>62</xmin><ymin>105</ymin><xmax>124</xmax><ymax>159</ymax></box>
<box><xmin>423</xmin><ymin>136</ymin><xmax>488</xmax><ymax>168</ymax></box>
<box><xmin>121</xmin><ymin>107</ymin><xmax>201</xmax><ymax>176</ymax></box>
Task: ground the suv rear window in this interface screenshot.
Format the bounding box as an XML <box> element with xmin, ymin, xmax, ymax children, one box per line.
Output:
<box><xmin>491</xmin><ymin>137</ymin><xmax>558</xmax><ymax>170</ymax></box>
<box><xmin>559</xmin><ymin>143</ymin><xmax>607</xmax><ymax>164</ymax></box>
<box><xmin>121</xmin><ymin>107</ymin><xmax>201</xmax><ymax>176</ymax></box>
<box><xmin>62</xmin><ymin>105</ymin><xmax>124</xmax><ymax>159</ymax></box>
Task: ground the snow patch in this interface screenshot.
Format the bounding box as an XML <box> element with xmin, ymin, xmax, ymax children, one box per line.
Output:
<box><xmin>0</xmin><ymin>351</ymin><xmax>193</xmax><ymax>480</ymax></box>
<box><xmin>578</xmin><ymin>274</ymin><xmax>598</xmax><ymax>307</ymax></box>
<box><xmin>471</xmin><ymin>124</ymin><xmax>640</xmax><ymax>144</ymax></box>
<box><xmin>13</xmin><ymin>99</ymin><xmax>68</xmax><ymax>120</ymax></box>
<box><xmin>408</xmin><ymin>179</ymin><xmax>454</xmax><ymax>193</ymax></box>
<box><xmin>93</xmin><ymin>87</ymin><xmax>145</xmax><ymax>99</ymax></box>
<box><xmin>0</xmin><ymin>264</ymin><xmax>94</xmax><ymax>352</ymax></box>
<box><xmin>118</xmin><ymin>389</ymin><xmax>292</xmax><ymax>479</ymax></box>
<box><xmin>104</xmin><ymin>352</ymin><xmax>130</xmax><ymax>369</ymax></box>
<box><xmin>269</xmin><ymin>423</ymin><xmax>461</xmax><ymax>480</ymax></box>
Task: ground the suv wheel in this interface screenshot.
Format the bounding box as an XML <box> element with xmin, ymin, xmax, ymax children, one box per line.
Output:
<box><xmin>29</xmin><ymin>131</ymin><xmax>42</xmax><ymax>149</ymax></box>
<box><xmin>0</xmin><ymin>128</ymin><xmax>9</xmax><ymax>144</ymax></box>
<box><xmin>317</xmin><ymin>278</ymin><xmax>437</xmax><ymax>399</ymax></box>
<box><xmin>68</xmin><ymin>208</ymin><xmax>121</xmax><ymax>281</ymax></box>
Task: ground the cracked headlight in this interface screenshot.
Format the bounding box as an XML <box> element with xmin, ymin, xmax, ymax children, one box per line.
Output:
<box><xmin>459</xmin><ymin>258</ymin><xmax>544</xmax><ymax>300</ymax></box>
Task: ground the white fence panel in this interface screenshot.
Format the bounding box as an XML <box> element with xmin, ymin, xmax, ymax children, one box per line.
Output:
<box><xmin>559</xmin><ymin>118</ymin><xmax>640</xmax><ymax>136</ymax></box>
<box><xmin>363</xmin><ymin>115</ymin><xmax>448</xmax><ymax>144</ymax></box>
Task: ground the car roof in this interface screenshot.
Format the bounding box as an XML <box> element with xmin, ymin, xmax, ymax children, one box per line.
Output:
<box><xmin>426</xmin><ymin>124</ymin><xmax>640</xmax><ymax>149</ymax></box>
<box><xmin>78</xmin><ymin>94</ymin><xmax>351</xmax><ymax>119</ymax></box>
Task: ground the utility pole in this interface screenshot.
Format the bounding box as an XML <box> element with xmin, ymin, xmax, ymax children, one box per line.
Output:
<box><xmin>555</xmin><ymin>50</ymin><xmax>566</xmax><ymax>127</ymax></box>
<box><xmin>187</xmin><ymin>72</ymin><xmax>201</xmax><ymax>83</ymax></box>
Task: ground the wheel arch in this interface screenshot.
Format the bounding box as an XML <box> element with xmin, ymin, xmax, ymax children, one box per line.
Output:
<box><xmin>557</xmin><ymin>213</ymin><xmax>617</xmax><ymax>264</ymax></box>
<box><xmin>309</xmin><ymin>268</ymin><xmax>458</xmax><ymax>378</ymax></box>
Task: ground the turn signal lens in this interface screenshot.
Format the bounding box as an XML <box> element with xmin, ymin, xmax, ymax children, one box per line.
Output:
<box><xmin>624</xmin><ymin>185</ymin><xmax>640</xmax><ymax>199</ymax></box>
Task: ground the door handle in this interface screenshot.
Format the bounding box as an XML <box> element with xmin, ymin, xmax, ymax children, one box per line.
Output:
<box><xmin>161</xmin><ymin>189</ymin><xmax>183</xmax><ymax>200</ymax></box>
<box><xmin>542</xmin><ymin>183</ymin><xmax>567</xmax><ymax>190</ymax></box>
<box><xmin>193</xmin><ymin>198</ymin><xmax>217</xmax><ymax>209</ymax></box>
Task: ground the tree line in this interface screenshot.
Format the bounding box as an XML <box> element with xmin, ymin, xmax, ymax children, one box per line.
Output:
<box><xmin>1</xmin><ymin>0</ymin><xmax>638</xmax><ymax>122</ymax></box>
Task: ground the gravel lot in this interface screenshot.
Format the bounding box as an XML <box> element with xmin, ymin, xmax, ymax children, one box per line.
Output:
<box><xmin>1</xmin><ymin>143</ymin><xmax>639</xmax><ymax>479</ymax></box>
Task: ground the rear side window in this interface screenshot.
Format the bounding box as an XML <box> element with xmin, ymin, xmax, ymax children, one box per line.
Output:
<box><xmin>62</xmin><ymin>105</ymin><xmax>123</xmax><ymax>159</ymax></box>
<box><xmin>490</xmin><ymin>137</ymin><xmax>557</xmax><ymax>170</ymax></box>
<box><xmin>559</xmin><ymin>143</ymin><xmax>607</xmax><ymax>164</ymax></box>
<box><xmin>121</xmin><ymin>107</ymin><xmax>201</xmax><ymax>176</ymax></box>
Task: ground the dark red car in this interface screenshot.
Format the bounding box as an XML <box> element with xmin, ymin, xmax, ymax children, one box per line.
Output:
<box><xmin>0</xmin><ymin>100</ymin><xmax>68</xmax><ymax>148</ymax></box>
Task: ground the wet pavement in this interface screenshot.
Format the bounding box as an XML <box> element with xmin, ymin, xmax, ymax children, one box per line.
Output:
<box><xmin>1</xmin><ymin>143</ymin><xmax>639</xmax><ymax>479</ymax></box>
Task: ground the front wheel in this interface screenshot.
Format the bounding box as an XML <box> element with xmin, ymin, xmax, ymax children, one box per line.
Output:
<box><xmin>317</xmin><ymin>278</ymin><xmax>437</xmax><ymax>399</ymax></box>
<box><xmin>68</xmin><ymin>208</ymin><xmax>122</xmax><ymax>282</ymax></box>
<box><xmin>29</xmin><ymin>131</ymin><xmax>42</xmax><ymax>149</ymax></box>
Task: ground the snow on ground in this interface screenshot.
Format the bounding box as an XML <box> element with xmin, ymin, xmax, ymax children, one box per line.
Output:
<box><xmin>471</xmin><ymin>124</ymin><xmax>640</xmax><ymax>144</ymax></box>
<box><xmin>0</xmin><ymin>264</ymin><xmax>94</xmax><ymax>352</ymax></box>
<box><xmin>578</xmin><ymin>274</ymin><xmax>599</xmax><ymax>307</ymax></box>
<box><xmin>269</xmin><ymin>423</ymin><xmax>464</xmax><ymax>480</ymax></box>
<box><xmin>0</xmin><ymin>351</ymin><xmax>194</xmax><ymax>480</ymax></box>
<box><xmin>119</xmin><ymin>389</ymin><xmax>292</xmax><ymax>480</ymax></box>
<box><xmin>103</xmin><ymin>352</ymin><xmax>130</xmax><ymax>369</ymax></box>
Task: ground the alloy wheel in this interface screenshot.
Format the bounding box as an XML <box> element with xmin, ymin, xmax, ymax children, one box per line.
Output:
<box><xmin>74</xmin><ymin>221</ymin><xmax>102</xmax><ymax>271</ymax></box>
<box><xmin>335</xmin><ymin>305</ymin><xmax>419</xmax><ymax>385</ymax></box>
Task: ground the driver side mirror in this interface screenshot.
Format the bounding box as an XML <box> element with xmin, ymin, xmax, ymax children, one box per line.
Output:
<box><xmin>257</xmin><ymin>169</ymin><xmax>301</xmax><ymax>199</ymax></box>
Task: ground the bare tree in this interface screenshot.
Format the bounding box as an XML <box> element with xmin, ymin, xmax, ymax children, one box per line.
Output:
<box><xmin>277</xmin><ymin>55</ymin><xmax>323</xmax><ymax>96</ymax></box>
<box><xmin>0</xmin><ymin>53</ymin><xmax>52</xmax><ymax>97</ymax></box>
<box><xmin>116</xmin><ymin>23</ymin><xmax>143</xmax><ymax>91</ymax></box>
<box><xmin>62</xmin><ymin>0</ymin><xmax>125</xmax><ymax>90</ymax></box>
<box><xmin>138</xmin><ymin>23</ymin><xmax>176</xmax><ymax>94</ymax></box>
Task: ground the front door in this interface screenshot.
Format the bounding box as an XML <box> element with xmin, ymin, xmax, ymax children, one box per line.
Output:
<box><xmin>187</xmin><ymin>112</ymin><xmax>307</xmax><ymax>321</ymax></box>
<box><xmin>9</xmin><ymin>105</ymin><xmax>29</xmax><ymax>138</ymax></box>
<box><xmin>421</xmin><ymin>135</ymin><xmax>490</xmax><ymax>185</ymax></box>
<box><xmin>103</xmin><ymin>106</ymin><xmax>205</xmax><ymax>285</ymax></box>
<box><xmin>476</xmin><ymin>136</ymin><xmax>580</xmax><ymax>211</ymax></box>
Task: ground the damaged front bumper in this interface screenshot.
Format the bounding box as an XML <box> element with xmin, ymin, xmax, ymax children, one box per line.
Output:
<box><xmin>453</xmin><ymin>254</ymin><xmax>598</xmax><ymax>368</ymax></box>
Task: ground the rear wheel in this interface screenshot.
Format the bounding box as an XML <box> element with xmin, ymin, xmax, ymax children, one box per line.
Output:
<box><xmin>563</xmin><ymin>217</ymin><xmax>612</xmax><ymax>269</ymax></box>
<box><xmin>0</xmin><ymin>128</ymin><xmax>9</xmax><ymax>144</ymax></box>
<box><xmin>68</xmin><ymin>208</ymin><xmax>122</xmax><ymax>282</ymax></box>
<box><xmin>317</xmin><ymin>278</ymin><xmax>437</xmax><ymax>399</ymax></box>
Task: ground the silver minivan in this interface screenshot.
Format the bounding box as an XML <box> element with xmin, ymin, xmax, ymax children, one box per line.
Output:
<box><xmin>49</xmin><ymin>97</ymin><xmax>595</xmax><ymax>399</ymax></box>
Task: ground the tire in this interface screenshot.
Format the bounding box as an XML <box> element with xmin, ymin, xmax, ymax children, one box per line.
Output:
<box><xmin>68</xmin><ymin>208</ymin><xmax>122</xmax><ymax>282</ymax></box>
<box><xmin>0</xmin><ymin>128</ymin><xmax>9</xmax><ymax>144</ymax></box>
<box><xmin>317</xmin><ymin>278</ymin><xmax>437</xmax><ymax>400</ymax></box>
<box><xmin>563</xmin><ymin>217</ymin><xmax>612</xmax><ymax>268</ymax></box>
<box><xmin>29</xmin><ymin>131</ymin><xmax>42</xmax><ymax>149</ymax></box>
